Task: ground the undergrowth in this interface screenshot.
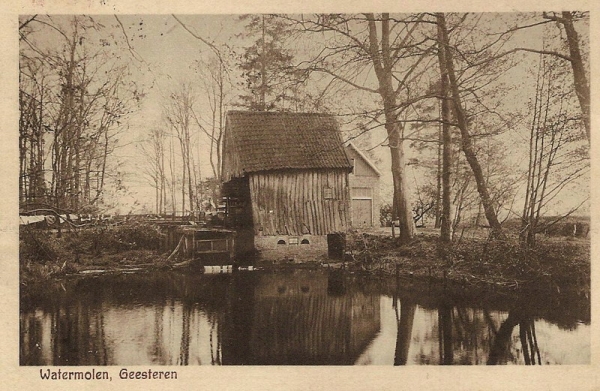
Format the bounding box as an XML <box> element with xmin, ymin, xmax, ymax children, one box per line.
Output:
<box><xmin>20</xmin><ymin>222</ymin><xmax>165</xmax><ymax>283</ymax></box>
<box><xmin>345</xmin><ymin>230</ymin><xmax>590</xmax><ymax>291</ymax></box>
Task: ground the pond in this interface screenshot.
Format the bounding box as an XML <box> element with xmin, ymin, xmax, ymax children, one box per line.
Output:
<box><xmin>20</xmin><ymin>269</ymin><xmax>590</xmax><ymax>365</ymax></box>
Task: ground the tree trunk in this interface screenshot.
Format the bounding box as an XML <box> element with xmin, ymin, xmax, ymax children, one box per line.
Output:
<box><xmin>436</xmin><ymin>15</ymin><xmax>453</xmax><ymax>243</ymax></box>
<box><xmin>437</xmin><ymin>13</ymin><xmax>504</xmax><ymax>238</ymax></box>
<box><xmin>434</xmin><ymin>120</ymin><xmax>442</xmax><ymax>229</ymax></box>
<box><xmin>260</xmin><ymin>15</ymin><xmax>267</xmax><ymax>111</ymax></box>
<box><xmin>387</xmin><ymin>124</ymin><xmax>415</xmax><ymax>243</ymax></box>
<box><xmin>92</xmin><ymin>130</ymin><xmax>109</xmax><ymax>205</ymax></box>
<box><xmin>35</xmin><ymin>90</ymin><xmax>45</xmax><ymax>201</ymax></box>
<box><xmin>181</xmin><ymin>148</ymin><xmax>186</xmax><ymax>216</ymax></box>
<box><xmin>367</xmin><ymin>13</ymin><xmax>415</xmax><ymax>243</ymax></box>
<box><xmin>187</xmin><ymin>143</ymin><xmax>194</xmax><ymax>215</ymax></box>
<box><xmin>160</xmin><ymin>139</ymin><xmax>166</xmax><ymax>215</ymax></box>
<box><xmin>560</xmin><ymin>12</ymin><xmax>590</xmax><ymax>142</ymax></box>
<box><xmin>19</xmin><ymin>91</ymin><xmax>27</xmax><ymax>204</ymax></box>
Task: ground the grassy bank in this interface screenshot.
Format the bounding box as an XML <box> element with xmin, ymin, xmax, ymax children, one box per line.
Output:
<box><xmin>20</xmin><ymin>222</ymin><xmax>590</xmax><ymax>295</ymax></box>
<box><xmin>345</xmin><ymin>230</ymin><xmax>590</xmax><ymax>293</ymax></box>
<box><xmin>19</xmin><ymin>222</ymin><xmax>169</xmax><ymax>285</ymax></box>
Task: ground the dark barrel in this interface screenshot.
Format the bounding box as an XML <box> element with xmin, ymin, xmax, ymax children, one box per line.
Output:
<box><xmin>327</xmin><ymin>232</ymin><xmax>346</xmax><ymax>259</ymax></box>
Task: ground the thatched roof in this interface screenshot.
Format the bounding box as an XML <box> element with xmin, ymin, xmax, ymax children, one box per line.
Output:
<box><xmin>222</xmin><ymin>111</ymin><xmax>352</xmax><ymax>179</ymax></box>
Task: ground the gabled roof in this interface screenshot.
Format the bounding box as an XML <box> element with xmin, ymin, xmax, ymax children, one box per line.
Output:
<box><xmin>223</xmin><ymin>111</ymin><xmax>352</xmax><ymax>177</ymax></box>
<box><xmin>345</xmin><ymin>142</ymin><xmax>381</xmax><ymax>177</ymax></box>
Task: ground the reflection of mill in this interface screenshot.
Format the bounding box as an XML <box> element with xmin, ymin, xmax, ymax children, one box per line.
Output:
<box><xmin>222</xmin><ymin>271</ymin><xmax>381</xmax><ymax>365</ymax></box>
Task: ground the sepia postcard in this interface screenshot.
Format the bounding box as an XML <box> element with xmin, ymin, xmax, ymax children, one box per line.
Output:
<box><xmin>1</xmin><ymin>0</ymin><xmax>598</xmax><ymax>389</ymax></box>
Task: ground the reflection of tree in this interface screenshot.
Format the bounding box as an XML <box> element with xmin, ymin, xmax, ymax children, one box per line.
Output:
<box><xmin>410</xmin><ymin>302</ymin><xmax>504</xmax><ymax>365</ymax></box>
<box><xmin>519</xmin><ymin>319</ymin><xmax>541</xmax><ymax>365</ymax></box>
<box><xmin>178</xmin><ymin>301</ymin><xmax>192</xmax><ymax>365</ymax></box>
<box><xmin>452</xmin><ymin>308</ymin><xmax>491</xmax><ymax>364</ymax></box>
<box><xmin>20</xmin><ymin>314</ymin><xmax>44</xmax><ymax>365</ymax></box>
<box><xmin>209</xmin><ymin>312</ymin><xmax>222</xmax><ymax>365</ymax></box>
<box><xmin>487</xmin><ymin>310</ymin><xmax>541</xmax><ymax>365</ymax></box>
<box><xmin>438</xmin><ymin>305</ymin><xmax>453</xmax><ymax>365</ymax></box>
<box><xmin>96</xmin><ymin>306</ymin><xmax>109</xmax><ymax>364</ymax></box>
<box><xmin>487</xmin><ymin>311</ymin><xmax>519</xmax><ymax>364</ymax></box>
<box><xmin>151</xmin><ymin>303</ymin><xmax>168</xmax><ymax>365</ymax></box>
<box><xmin>47</xmin><ymin>296</ymin><xmax>112</xmax><ymax>365</ymax></box>
<box><xmin>393</xmin><ymin>295</ymin><xmax>416</xmax><ymax>366</ymax></box>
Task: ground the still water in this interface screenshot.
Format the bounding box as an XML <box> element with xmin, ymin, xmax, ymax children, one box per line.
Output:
<box><xmin>20</xmin><ymin>269</ymin><xmax>590</xmax><ymax>365</ymax></box>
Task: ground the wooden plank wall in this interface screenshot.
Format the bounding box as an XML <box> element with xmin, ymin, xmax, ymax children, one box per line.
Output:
<box><xmin>249</xmin><ymin>170</ymin><xmax>350</xmax><ymax>236</ymax></box>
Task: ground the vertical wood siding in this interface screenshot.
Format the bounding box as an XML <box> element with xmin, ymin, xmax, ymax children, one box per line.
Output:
<box><xmin>249</xmin><ymin>170</ymin><xmax>350</xmax><ymax>236</ymax></box>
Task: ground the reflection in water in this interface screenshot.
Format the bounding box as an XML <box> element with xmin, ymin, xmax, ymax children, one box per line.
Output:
<box><xmin>20</xmin><ymin>270</ymin><xmax>590</xmax><ymax>365</ymax></box>
<box><xmin>393</xmin><ymin>297</ymin><xmax>415</xmax><ymax>366</ymax></box>
<box><xmin>357</xmin><ymin>296</ymin><xmax>589</xmax><ymax>365</ymax></box>
<box><xmin>246</xmin><ymin>272</ymin><xmax>380</xmax><ymax>364</ymax></box>
<box><xmin>438</xmin><ymin>304</ymin><xmax>453</xmax><ymax>365</ymax></box>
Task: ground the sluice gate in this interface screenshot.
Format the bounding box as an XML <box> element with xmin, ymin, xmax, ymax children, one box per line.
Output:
<box><xmin>161</xmin><ymin>225</ymin><xmax>236</xmax><ymax>267</ymax></box>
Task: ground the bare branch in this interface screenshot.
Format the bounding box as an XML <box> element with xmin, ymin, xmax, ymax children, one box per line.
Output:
<box><xmin>510</xmin><ymin>47</ymin><xmax>572</xmax><ymax>62</ymax></box>
<box><xmin>113</xmin><ymin>15</ymin><xmax>144</xmax><ymax>62</ymax></box>
<box><xmin>307</xmin><ymin>66</ymin><xmax>380</xmax><ymax>94</ymax></box>
<box><xmin>19</xmin><ymin>15</ymin><xmax>38</xmax><ymax>31</ymax></box>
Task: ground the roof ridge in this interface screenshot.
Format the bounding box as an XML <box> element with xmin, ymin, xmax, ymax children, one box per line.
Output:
<box><xmin>227</xmin><ymin>110</ymin><xmax>333</xmax><ymax>117</ymax></box>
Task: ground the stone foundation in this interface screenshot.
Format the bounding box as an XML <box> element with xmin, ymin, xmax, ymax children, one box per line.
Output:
<box><xmin>254</xmin><ymin>235</ymin><xmax>328</xmax><ymax>262</ymax></box>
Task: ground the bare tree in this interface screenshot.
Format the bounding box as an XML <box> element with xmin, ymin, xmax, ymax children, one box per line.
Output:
<box><xmin>518</xmin><ymin>12</ymin><xmax>590</xmax><ymax>142</ymax></box>
<box><xmin>435</xmin><ymin>15</ymin><xmax>453</xmax><ymax>242</ymax></box>
<box><xmin>19</xmin><ymin>56</ymin><xmax>48</xmax><ymax>205</ymax></box>
<box><xmin>520</xmin><ymin>52</ymin><xmax>589</xmax><ymax>245</ymax></box>
<box><xmin>19</xmin><ymin>15</ymin><xmax>139</xmax><ymax>214</ymax></box>
<box><xmin>436</xmin><ymin>13</ymin><xmax>505</xmax><ymax>237</ymax></box>
<box><xmin>473</xmin><ymin>12</ymin><xmax>589</xmax><ymax>142</ymax></box>
<box><xmin>549</xmin><ymin>12</ymin><xmax>590</xmax><ymax>142</ymax></box>
<box><xmin>141</xmin><ymin>126</ymin><xmax>168</xmax><ymax>214</ymax></box>
<box><xmin>192</xmin><ymin>54</ymin><xmax>232</xmax><ymax>184</ymax></box>
<box><xmin>164</xmin><ymin>83</ymin><xmax>199</xmax><ymax>216</ymax></box>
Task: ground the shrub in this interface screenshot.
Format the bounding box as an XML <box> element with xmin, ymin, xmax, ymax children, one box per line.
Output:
<box><xmin>73</xmin><ymin>222</ymin><xmax>163</xmax><ymax>254</ymax></box>
<box><xmin>380</xmin><ymin>203</ymin><xmax>393</xmax><ymax>227</ymax></box>
<box><xmin>19</xmin><ymin>226</ymin><xmax>66</xmax><ymax>264</ymax></box>
<box><xmin>112</xmin><ymin>222</ymin><xmax>162</xmax><ymax>251</ymax></box>
<box><xmin>21</xmin><ymin>222</ymin><xmax>163</xmax><ymax>262</ymax></box>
